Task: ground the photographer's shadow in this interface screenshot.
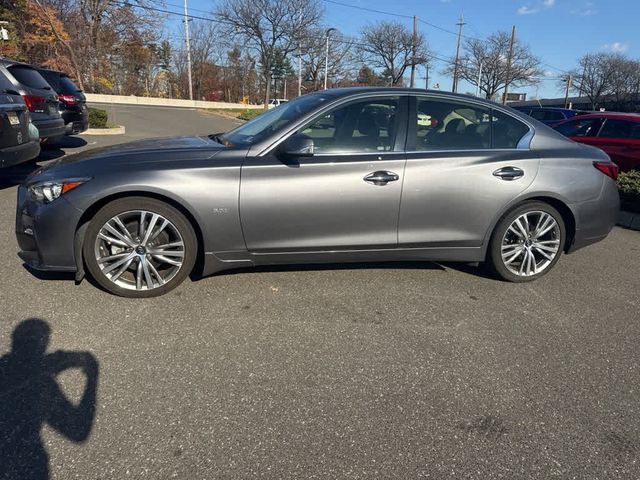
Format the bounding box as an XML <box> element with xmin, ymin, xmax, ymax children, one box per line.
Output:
<box><xmin>0</xmin><ymin>319</ymin><xmax>99</xmax><ymax>480</ymax></box>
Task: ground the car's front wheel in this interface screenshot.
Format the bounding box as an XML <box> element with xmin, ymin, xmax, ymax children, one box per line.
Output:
<box><xmin>488</xmin><ymin>201</ymin><xmax>566</xmax><ymax>282</ymax></box>
<box><xmin>83</xmin><ymin>197</ymin><xmax>197</xmax><ymax>297</ymax></box>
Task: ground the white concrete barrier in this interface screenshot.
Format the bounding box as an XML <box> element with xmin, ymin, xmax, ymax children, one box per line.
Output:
<box><xmin>84</xmin><ymin>93</ymin><xmax>264</xmax><ymax>110</ymax></box>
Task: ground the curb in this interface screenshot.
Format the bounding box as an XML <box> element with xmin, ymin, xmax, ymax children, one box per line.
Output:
<box><xmin>82</xmin><ymin>125</ymin><xmax>126</xmax><ymax>135</ymax></box>
<box><xmin>617</xmin><ymin>210</ymin><xmax>640</xmax><ymax>231</ymax></box>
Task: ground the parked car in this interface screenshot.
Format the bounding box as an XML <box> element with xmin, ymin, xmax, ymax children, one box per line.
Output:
<box><xmin>16</xmin><ymin>88</ymin><xmax>619</xmax><ymax>297</ymax></box>
<box><xmin>36</xmin><ymin>68</ymin><xmax>88</xmax><ymax>135</ymax></box>
<box><xmin>512</xmin><ymin>106</ymin><xmax>585</xmax><ymax>126</ymax></box>
<box><xmin>0</xmin><ymin>67</ymin><xmax>40</xmax><ymax>168</ymax></box>
<box><xmin>553</xmin><ymin>112</ymin><xmax>640</xmax><ymax>171</ymax></box>
<box><xmin>267</xmin><ymin>98</ymin><xmax>288</xmax><ymax>109</ymax></box>
<box><xmin>0</xmin><ymin>58</ymin><xmax>65</xmax><ymax>143</ymax></box>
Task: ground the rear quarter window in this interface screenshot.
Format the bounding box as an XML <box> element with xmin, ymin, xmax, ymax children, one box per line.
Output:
<box><xmin>59</xmin><ymin>76</ymin><xmax>81</xmax><ymax>94</ymax></box>
<box><xmin>0</xmin><ymin>69</ymin><xmax>15</xmax><ymax>91</ymax></box>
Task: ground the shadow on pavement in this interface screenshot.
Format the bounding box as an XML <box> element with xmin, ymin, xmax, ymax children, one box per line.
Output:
<box><xmin>0</xmin><ymin>136</ymin><xmax>88</xmax><ymax>190</ymax></box>
<box><xmin>0</xmin><ymin>319</ymin><xmax>99</xmax><ymax>480</ymax></box>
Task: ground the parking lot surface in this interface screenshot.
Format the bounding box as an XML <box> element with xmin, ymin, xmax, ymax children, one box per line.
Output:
<box><xmin>1</xmin><ymin>105</ymin><xmax>639</xmax><ymax>479</ymax></box>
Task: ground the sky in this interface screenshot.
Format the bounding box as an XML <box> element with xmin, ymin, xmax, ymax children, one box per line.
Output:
<box><xmin>165</xmin><ymin>0</ymin><xmax>639</xmax><ymax>99</ymax></box>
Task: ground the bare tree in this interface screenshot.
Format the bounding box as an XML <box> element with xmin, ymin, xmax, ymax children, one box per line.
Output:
<box><xmin>299</xmin><ymin>28</ymin><xmax>356</xmax><ymax>91</ymax></box>
<box><xmin>570</xmin><ymin>53</ymin><xmax>619</xmax><ymax>109</ymax></box>
<box><xmin>444</xmin><ymin>31</ymin><xmax>541</xmax><ymax>100</ymax></box>
<box><xmin>359</xmin><ymin>21</ymin><xmax>428</xmax><ymax>86</ymax></box>
<box><xmin>217</xmin><ymin>0</ymin><xmax>323</xmax><ymax>108</ymax></box>
<box><xmin>606</xmin><ymin>55</ymin><xmax>640</xmax><ymax>109</ymax></box>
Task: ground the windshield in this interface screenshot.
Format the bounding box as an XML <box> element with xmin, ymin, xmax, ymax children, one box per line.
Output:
<box><xmin>221</xmin><ymin>93</ymin><xmax>333</xmax><ymax>147</ymax></box>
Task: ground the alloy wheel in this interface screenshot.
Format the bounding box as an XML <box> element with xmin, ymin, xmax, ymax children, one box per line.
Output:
<box><xmin>94</xmin><ymin>210</ymin><xmax>185</xmax><ymax>291</ymax></box>
<box><xmin>500</xmin><ymin>210</ymin><xmax>561</xmax><ymax>277</ymax></box>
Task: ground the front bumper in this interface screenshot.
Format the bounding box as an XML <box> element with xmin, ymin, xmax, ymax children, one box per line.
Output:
<box><xmin>15</xmin><ymin>184</ymin><xmax>82</xmax><ymax>272</ymax></box>
<box><xmin>0</xmin><ymin>140</ymin><xmax>40</xmax><ymax>168</ymax></box>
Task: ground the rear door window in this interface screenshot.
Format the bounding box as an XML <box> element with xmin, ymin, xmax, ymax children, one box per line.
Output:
<box><xmin>408</xmin><ymin>97</ymin><xmax>529</xmax><ymax>150</ymax></box>
<box><xmin>8</xmin><ymin>66</ymin><xmax>50</xmax><ymax>89</ymax></box>
<box><xmin>492</xmin><ymin>110</ymin><xmax>531</xmax><ymax>148</ymax></box>
<box><xmin>598</xmin><ymin>119</ymin><xmax>635</xmax><ymax>139</ymax></box>
<box><xmin>554</xmin><ymin>118</ymin><xmax>601</xmax><ymax>137</ymax></box>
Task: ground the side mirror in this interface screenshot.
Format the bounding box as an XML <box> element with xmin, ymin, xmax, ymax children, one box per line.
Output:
<box><xmin>281</xmin><ymin>133</ymin><xmax>314</xmax><ymax>157</ymax></box>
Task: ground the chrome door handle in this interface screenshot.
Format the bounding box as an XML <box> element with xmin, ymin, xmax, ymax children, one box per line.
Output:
<box><xmin>493</xmin><ymin>166</ymin><xmax>524</xmax><ymax>181</ymax></box>
<box><xmin>364</xmin><ymin>170</ymin><xmax>400</xmax><ymax>186</ymax></box>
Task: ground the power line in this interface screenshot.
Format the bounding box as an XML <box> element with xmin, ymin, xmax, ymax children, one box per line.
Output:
<box><xmin>114</xmin><ymin>0</ymin><xmax>458</xmax><ymax>67</ymax></box>
<box><xmin>321</xmin><ymin>0</ymin><xmax>412</xmax><ymax>19</ymax></box>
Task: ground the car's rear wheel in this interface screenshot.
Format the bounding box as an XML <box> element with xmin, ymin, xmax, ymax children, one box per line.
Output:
<box><xmin>83</xmin><ymin>197</ymin><xmax>197</xmax><ymax>297</ymax></box>
<box><xmin>488</xmin><ymin>201</ymin><xmax>565</xmax><ymax>282</ymax></box>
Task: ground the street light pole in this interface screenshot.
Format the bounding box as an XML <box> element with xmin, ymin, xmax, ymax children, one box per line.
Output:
<box><xmin>324</xmin><ymin>28</ymin><xmax>336</xmax><ymax>90</ymax></box>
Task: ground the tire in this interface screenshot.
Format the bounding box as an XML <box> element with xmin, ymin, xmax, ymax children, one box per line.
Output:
<box><xmin>83</xmin><ymin>197</ymin><xmax>197</xmax><ymax>298</ymax></box>
<box><xmin>488</xmin><ymin>201</ymin><xmax>566</xmax><ymax>282</ymax></box>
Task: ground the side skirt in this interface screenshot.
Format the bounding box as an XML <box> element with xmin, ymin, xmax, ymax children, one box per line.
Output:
<box><xmin>201</xmin><ymin>247</ymin><xmax>485</xmax><ymax>277</ymax></box>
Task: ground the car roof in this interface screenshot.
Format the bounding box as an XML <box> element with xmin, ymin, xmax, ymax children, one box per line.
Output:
<box><xmin>560</xmin><ymin>112</ymin><xmax>640</xmax><ymax>122</ymax></box>
<box><xmin>307</xmin><ymin>87</ymin><xmax>517</xmax><ymax>110</ymax></box>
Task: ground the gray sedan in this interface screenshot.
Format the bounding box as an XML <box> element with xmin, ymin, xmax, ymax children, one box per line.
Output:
<box><xmin>15</xmin><ymin>88</ymin><xmax>619</xmax><ymax>297</ymax></box>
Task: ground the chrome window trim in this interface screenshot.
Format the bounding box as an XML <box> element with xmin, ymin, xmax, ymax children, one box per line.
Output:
<box><xmin>256</xmin><ymin>91</ymin><xmax>535</xmax><ymax>157</ymax></box>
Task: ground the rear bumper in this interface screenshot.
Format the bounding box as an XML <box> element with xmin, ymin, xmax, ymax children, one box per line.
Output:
<box><xmin>568</xmin><ymin>177</ymin><xmax>620</xmax><ymax>253</ymax></box>
<box><xmin>32</xmin><ymin>117</ymin><xmax>65</xmax><ymax>140</ymax></box>
<box><xmin>0</xmin><ymin>140</ymin><xmax>40</xmax><ymax>168</ymax></box>
<box><xmin>15</xmin><ymin>184</ymin><xmax>81</xmax><ymax>271</ymax></box>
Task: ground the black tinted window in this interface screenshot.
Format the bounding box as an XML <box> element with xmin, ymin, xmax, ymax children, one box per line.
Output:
<box><xmin>8</xmin><ymin>66</ymin><xmax>50</xmax><ymax>89</ymax></box>
<box><xmin>409</xmin><ymin>98</ymin><xmax>529</xmax><ymax>150</ymax></box>
<box><xmin>0</xmin><ymin>69</ymin><xmax>15</xmax><ymax>91</ymax></box>
<box><xmin>598</xmin><ymin>119</ymin><xmax>635</xmax><ymax>139</ymax></box>
<box><xmin>410</xmin><ymin>97</ymin><xmax>491</xmax><ymax>150</ymax></box>
<box><xmin>59</xmin><ymin>76</ymin><xmax>80</xmax><ymax>94</ymax></box>
<box><xmin>554</xmin><ymin>118</ymin><xmax>600</xmax><ymax>137</ymax></box>
<box><xmin>39</xmin><ymin>70</ymin><xmax>60</xmax><ymax>90</ymax></box>
<box><xmin>300</xmin><ymin>97</ymin><xmax>401</xmax><ymax>153</ymax></box>
<box><xmin>492</xmin><ymin>110</ymin><xmax>530</xmax><ymax>148</ymax></box>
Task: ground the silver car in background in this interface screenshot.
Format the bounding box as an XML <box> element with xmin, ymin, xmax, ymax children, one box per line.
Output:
<box><xmin>16</xmin><ymin>88</ymin><xmax>619</xmax><ymax>297</ymax></box>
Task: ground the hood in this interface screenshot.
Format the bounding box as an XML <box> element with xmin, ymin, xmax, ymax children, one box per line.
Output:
<box><xmin>29</xmin><ymin>135</ymin><xmax>228</xmax><ymax>182</ymax></box>
<box><xmin>56</xmin><ymin>135</ymin><xmax>224</xmax><ymax>166</ymax></box>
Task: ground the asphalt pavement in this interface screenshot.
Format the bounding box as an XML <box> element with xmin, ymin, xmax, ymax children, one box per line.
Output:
<box><xmin>1</xmin><ymin>104</ymin><xmax>639</xmax><ymax>479</ymax></box>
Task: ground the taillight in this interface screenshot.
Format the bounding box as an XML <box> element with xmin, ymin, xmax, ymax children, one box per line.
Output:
<box><xmin>22</xmin><ymin>94</ymin><xmax>46</xmax><ymax>112</ymax></box>
<box><xmin>593</xmin><ymin>161</ymin><xmax>619</xmax><ymax>180</ymax></box>
<box><xmin>58</xmin><ymin>94</ymin><xmax>77</xmax><ymax>105</ymax></box>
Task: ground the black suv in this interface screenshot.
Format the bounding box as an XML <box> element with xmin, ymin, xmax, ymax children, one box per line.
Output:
<box><xmin>37</xmin><ymin>68</ymin><xmax>88</xmax><ymax>135</ymax></box>
<box><xmin>0</xmin><ymin>58</ymin><xmax>65</xmax><ymax>142</ymax></box>
<box><xmin>0</xmin><ymin>66</ymin><xmax>40</xmax><ymax>168</ymax></box>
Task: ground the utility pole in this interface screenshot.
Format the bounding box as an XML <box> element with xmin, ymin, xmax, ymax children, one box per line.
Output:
<box><xmin>324</xmin><ymin>28</ymin><xmax>336</xmax><ymax>90</ymax></box>
<box><xmin>298</xmin><ymin>51</ymin><xmax>302</xmax><ymax>97</ymax></box>
<box><xmin>425</xmin><ymin>63</ymin><xmax>429</xmax><ymax>89</ymax></box>
<box><xmin>410</xmin><ymin>16</ymin><xmax>417</xmax><ymax>88</ymax></box>
<box><xmin>183</xmin><ymin>0</ymin><xmax>193</xmax><ymax>101</ymax></box>
<box><xmin>297</xmin><ymin>12</ymin><xmax>303</xmax><ymax>97</ymax></box>
<box><xmin>502</xmin><ymin>25</ymin><xmax>516</xmax><ymax>105</ymax></box>
<box><xmin>475</xmin><ymin>61</ymin><xmax>483</xmax><ymax>97</ymax></box>
<box><xmin>563</xmin><ymin>73</ymin><xmax>573</xmax><ymax>108</ymax></box>
<box><xmin>451</xmin><ymin>13</ymin><xmax>465</xmax><ymax>93</ymax></box>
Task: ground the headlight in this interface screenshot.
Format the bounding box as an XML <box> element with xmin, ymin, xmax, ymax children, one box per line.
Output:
<box><xmin>28</xmin><ymin>179</ymin><xmax>88</xmax><ymax>203</ymax></box>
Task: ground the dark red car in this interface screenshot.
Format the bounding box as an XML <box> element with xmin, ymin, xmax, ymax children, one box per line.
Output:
<box><xmin>553</xmin><ymin>112</ymin><xmax>640</xmax><ymax>171</ymax></box>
